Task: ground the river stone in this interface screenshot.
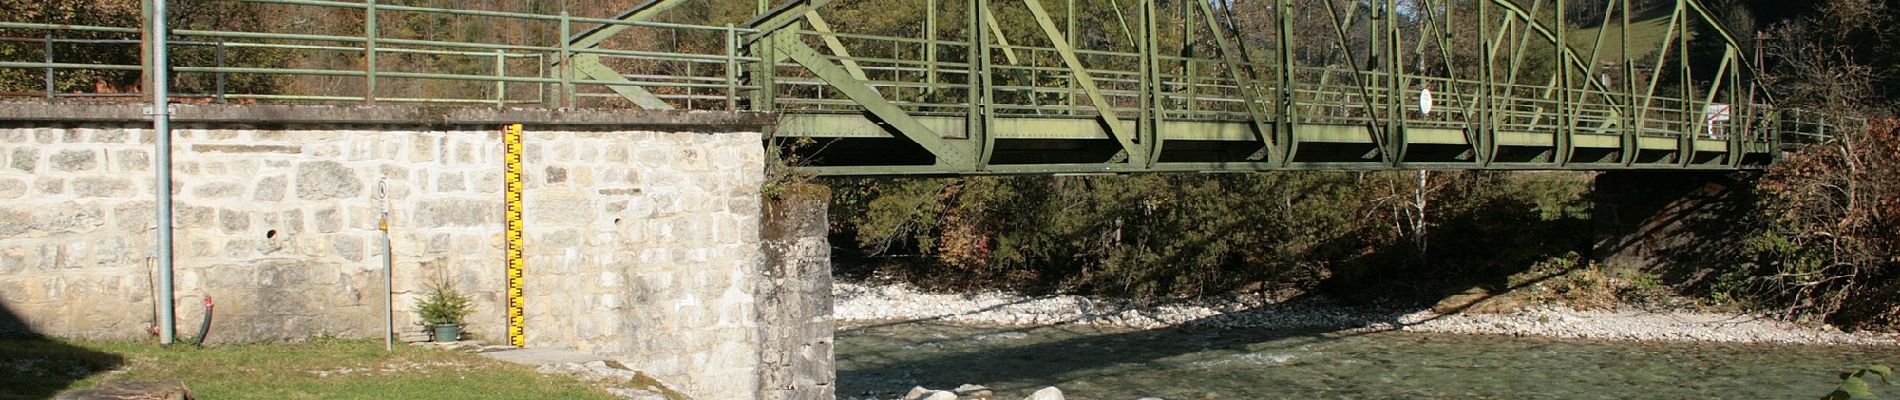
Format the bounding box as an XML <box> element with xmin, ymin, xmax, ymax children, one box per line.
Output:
<box><xmin>954</xmin><ymin>384</ymin><xmax>994</xmax><ymax>398</ymax></box>
<box><xmin>905</xmin><ymin>387</ymin><xmax>931</xmax><ymax>400</ymax></box>
<box><xmin>295</xmin><ymin>161</ymin><xmax>363</xmax><ymax>200</ymax></box>
<box><xmin>1026</xmin><ymin>387</ymin><xmax>1063</xmax><ymax>400</ymax></box>
<box><xmin>922</xmin><ymin>391</ymin><xmax>958</xmax><ymax>400</ymax></box>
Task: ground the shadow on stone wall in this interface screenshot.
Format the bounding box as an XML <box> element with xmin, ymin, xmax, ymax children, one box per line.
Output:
<box><xmin>0</xmin><ymin>302</ymin><xmax>126</xmax><ymax>400</ymax></box>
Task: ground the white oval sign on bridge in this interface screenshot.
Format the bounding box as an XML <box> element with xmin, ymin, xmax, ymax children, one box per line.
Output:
<box><xmin>1420</xmin><ymin>88</ymin><xmax>1435</xmax><ymax>116</ymax></box>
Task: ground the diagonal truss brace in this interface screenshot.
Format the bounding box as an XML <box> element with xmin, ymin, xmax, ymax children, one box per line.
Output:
<box><xmin>1193</xmin><ymin>0</ymin><xmax>1276</xmax><ymax>162</ymax></box>
<box><xmin>1019</xmin><ymin>0</ymin><xmax>1147</xmax><ymax>166</ymax></box>
<box><xmin>564</xmin><ymin>0</ymin><xmax>687</xmax><ymax>110</ymax></box>
<box><xmin>777</xmin><ymin>39</ymin><xmax>977</xmax><ymax>170</ymax></box>
<box><xmin>572</xmin><ymin>54</ymin><xmax>675</xmax><ymax>110</ymax></box>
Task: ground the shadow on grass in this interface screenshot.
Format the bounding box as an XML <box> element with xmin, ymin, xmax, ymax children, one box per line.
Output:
<box><xmin>0</xmin><ymin>302</ymin><xmax>126</xmax><ymax>400</ymax></box>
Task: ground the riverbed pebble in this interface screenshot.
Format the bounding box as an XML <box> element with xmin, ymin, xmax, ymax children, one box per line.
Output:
<box><xmin>835</xmin><ymin>281</ymin><xmax>1899</xmax><ymax>346</ymax></box>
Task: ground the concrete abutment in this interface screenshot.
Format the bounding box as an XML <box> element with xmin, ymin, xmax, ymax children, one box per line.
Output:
<box><xmin>0</xmin><ymin>104</ymin><xmax>835</xmax><ymax>400</ymax></box>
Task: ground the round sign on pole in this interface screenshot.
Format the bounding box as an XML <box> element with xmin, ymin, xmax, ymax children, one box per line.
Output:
<box><xmin>1419</xmin><ymin>88</ymin><xmax>1435</xmax><ymax>116</ymax></box>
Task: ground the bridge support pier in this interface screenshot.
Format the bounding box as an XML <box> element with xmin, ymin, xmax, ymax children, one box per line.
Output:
<box><xmin>1591</xmin><ymin>171</ymin><xmax>1757</xmax><ymax>279</ymax></box>
<box><xmin>757</xmin><ymin>186</ymin><xmax>836</xmax><ymax>400</ymax></box>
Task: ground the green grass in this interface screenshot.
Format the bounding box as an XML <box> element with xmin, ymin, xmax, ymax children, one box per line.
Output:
<box><xmin>1569</xmin><ymin>14</ymin><xmax>1688</xmax><ymax>65</ymax></box>
<box><xmin>0</xmin><ymin>338</ymin><xmax>618</xmax><ymax>400</ymax></box>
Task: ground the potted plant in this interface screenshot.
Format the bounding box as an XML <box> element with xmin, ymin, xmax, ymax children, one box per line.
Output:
<box><xmin>416</xmin><ymin>279</ymin><xmax>473</xmax><ymax>343</ymax></box>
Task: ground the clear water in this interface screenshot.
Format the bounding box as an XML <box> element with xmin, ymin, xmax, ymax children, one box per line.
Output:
<box><xmin>837</xmin><ymin>322</ymin><xmax>1899</xmax><ymax>399</ymax></box>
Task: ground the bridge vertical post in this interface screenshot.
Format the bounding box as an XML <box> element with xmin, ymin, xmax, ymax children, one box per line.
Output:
<box><xmin>975</xmin><ymin>0</ymin><xmax>993</xmax><ymax>170</ymax></box>
<box><xmin>1478</xmin><ymin>0</ymin><xmax>1495</xmax><ymax>166</ymax></box>
<box><xmin>726</xmin><ymin>24</ymin><xmax>740</xmax><ymax>111</ymax></box>
<box><xmin>1383</xmin><ymin>0</ymin><xmax>1403</xmax><ymax>166</ymax></box>
<box><xmin>494</xmin><ymin>49</ymin><xmax>507</xmax><ymax>107</ymax></box>
<box><xmin>42</xmin><ymin>31</ymin><xmax>53</xmax><ymax>99</ymax></box>
<box><xmin>1621</xmin><ymin>0</ymin><xmax>1638</xmax><ymax>166</ymax></box>
<box><xmin>1556</xmin><ymin>0</ymin><xmax>1573</xmax><ymax>167</ymax></box>
<box><xmin>365</xmin><ymin>0</ymin><xmax>377</xmax><ymax>105</ymax></box>
<box><xmin>1676</xmin><ymin>0</ymin><xmax>1692</xmax><ymax>167</ymax></box>
<box><xmin>1066</xmin><ymin>0</ymin><xmax>1077</xmax><ymax>113</ymax></box>
<box><xmin>1276</xmin><ymin>0</ymin><xmax>1294</xmax><ymax>166</ymax></box>
<box><xmin>1181</xmin><ymin>0</ymin><xmax>1194</xmax><ymax>120</ymax></box>
<box><xmin>1139</xmin><ymin>0</ymin><xmax>1162</xmax><ymax>166</ymax></box>
<box><xmin>749</xmin><ymin>0</ymin><xmax>777</xmax><ymax>112</ymax></box>
<box><xmin>559</xmin><ymin>11</ymin><xmax>573</xmax><ymax>108</ymax></box>
<box><xmin>926</xmin><ymin>0</ymin><xmax>937</xmax><ymax>93</ymax></box>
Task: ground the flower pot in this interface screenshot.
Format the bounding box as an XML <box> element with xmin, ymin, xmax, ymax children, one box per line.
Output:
<box><xmin>432</xmin><ymin>323</ymin><xmax>462</xmax><ymax>343</ymax></box>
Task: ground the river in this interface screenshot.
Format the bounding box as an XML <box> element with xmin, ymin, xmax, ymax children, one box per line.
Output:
<box><xmin>838</xmin><ymin>321</ymin><xmax>1898</xmax><ymax>399</ymax></box>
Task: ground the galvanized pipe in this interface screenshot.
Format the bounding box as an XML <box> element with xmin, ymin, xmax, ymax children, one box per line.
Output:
<box><xmin>153</xmin><ymin>0</ymin><xmax>176</xmax><ymax>346</ymax></box>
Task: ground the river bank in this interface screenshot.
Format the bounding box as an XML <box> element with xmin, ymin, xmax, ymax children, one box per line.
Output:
<box><xmin>834</xmin><ymin>281</ymin><xmax>1900</xmax><ymax>346</ymax></box>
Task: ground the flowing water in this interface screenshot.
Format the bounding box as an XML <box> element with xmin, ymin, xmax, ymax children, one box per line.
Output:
<box><xmin>837</xmin><ymin>321</ymin><xmax>1898</xmax><ymax>399</ymax></box>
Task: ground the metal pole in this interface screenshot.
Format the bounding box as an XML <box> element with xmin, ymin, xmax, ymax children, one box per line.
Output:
<box><xmin>726</xmin><ymin>24</ymin><xmax>739</xmax><ymax>111</ymax></box>
<box><xmin>365</xmin><ymin>0</ymin><xmax>378</xmax><ymax>105</ymax></box>
<box><xmin>43</xmin><ymin>31</ymin><xmax>54</xmax><ymax>99</ymax></box>
<box><xmin>215</xmin><ymin>41</ymin><xmax>227</xmax><ymax>103</ymax></box>
<box><xmin>495</xmin><ymin>49</ymin><xmax>507</xmax><ymax>107</ymax></box>
<box><xmin>381</xmin><ymin>203</ymin><xmax>392</xmax><ymax>352</ymax></box>
<box><xmin>152</xmin><ymin>0</ymin><xmax>176</xmax><ymax>347</ymax></box>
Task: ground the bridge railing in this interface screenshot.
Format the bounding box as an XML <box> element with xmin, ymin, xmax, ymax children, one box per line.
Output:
<box><xmin>0</xmin><ymin>0</ymin><xmax>1853</xmax><ymax>150</ymax></box>
<box><xmin>0</xmin><ymin>0</ymin><xmax>759</xmax><ymax>109</ymax></box>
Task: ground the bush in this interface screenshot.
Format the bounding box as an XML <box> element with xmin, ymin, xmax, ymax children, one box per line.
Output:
<box><xmin>415</xmin><ymin>280</ymin><xmax>472</xmax><ymax>326</ymax></box>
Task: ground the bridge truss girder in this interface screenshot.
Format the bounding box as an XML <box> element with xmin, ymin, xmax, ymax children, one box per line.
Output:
<box><xmin>576</xmin><ymin>0</ymin><xmax>1780</xmax><ymax>175</ymax></box>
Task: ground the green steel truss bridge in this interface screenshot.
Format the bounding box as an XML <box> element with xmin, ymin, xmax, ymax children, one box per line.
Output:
<box><xmin>0</xmin><ymin>0</ymin><xmax>1851</xmax><ymax>175</ymax></box>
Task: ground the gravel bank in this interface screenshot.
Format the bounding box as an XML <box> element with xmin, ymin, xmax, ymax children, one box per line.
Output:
<box><xmin>835</xmin><ymin>281</ymin><xmax>1900</xmax><ymax>346</ymax></box>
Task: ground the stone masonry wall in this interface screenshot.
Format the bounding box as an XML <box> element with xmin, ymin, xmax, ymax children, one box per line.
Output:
<box><xmin>758</xmin><ymin>186</ymin><xmax>835</xmax><ymax>400</ymax></box>
<box><xmin>0</xmin><ymin>106</ymin><xmax>775</xmax><ymax>400</ymax></box>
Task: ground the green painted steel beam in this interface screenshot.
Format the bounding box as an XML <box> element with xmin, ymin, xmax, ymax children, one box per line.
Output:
<box><xmin>567</xmin><ymin>0</ymin><xmax>689</xmax><ymax>49</ymax></box>
<box><xmin>746</xmin><ymin>0</ymin><xmax>835</xmax><ymax>41</ymax></box>
<box><xmin>571</xmin><ymin>54</ymin><xmax>674</xmax><ymax>110</ymax></box>
<box><xmin>777</xmin><ymin>40</ymin><xmax>978</xmax><ymax>170</ymax></box>
<box><xmin>1018</xmin><ymin>0</ymin><xmax>1148</xmax><ymax>167</ymax></box>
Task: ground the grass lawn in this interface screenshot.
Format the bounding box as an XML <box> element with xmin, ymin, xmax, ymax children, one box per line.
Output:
<box><xmin>0</xmin><ymin>338</ymin><xmax>618</xmax><ymax>400</ymax></box>
<box><xmin>1569</xmin><ymin>13</ymin><xmax>1689</xmax><ymax>65</ymax></box>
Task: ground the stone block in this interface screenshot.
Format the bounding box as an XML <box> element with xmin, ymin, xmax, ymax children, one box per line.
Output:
<box><xmin>191</xmin><ymin>181</ymin><xmax>246</xmax><ymax>199</ymax></box>
<box><xmin>329</xmin><ymin>235</ymin><xmax>365</xmax><ymax>262</ymax></box>
<box><xmin>311</xmin><ymin>207</ymin><xmax>342</xmax><ymax>234</ymax></box>
<box><xmin>415</xmin><ymin>198</ymin><xmax>496</xmax><ymax>227</ymax></box>
<box><xmin>0</xmin><ymin>178</ymin><xmax>25</xmax><ymax>199</ymax></box>
<box><xmin>435</xmin><ymin>172</ymin><xmax>465</xmax><ymax>192</ymax></box>
<box><xmin>254</xmin><ymin>176</ymin><xmax>287</xmax><ymax>201</ymax></box>
<box><xmin>50</xmin><ymin>149</ymin><xmax>97</xmax><ymax>172</ymax></box>
<box><xmin>410</xmin><ymin>136</ymin><xmax>438</xmax><ymax>163</ymax></box>
<box><xmin>113</xmin><ymin>201</ymin><xmax>155</xmax><ymax>231</ymax></box>
<box><xmin>175</xmin><ymin>206</ymin><xmax>216</xmax><ymax>230</ymax></box>
<box><xmin>192</xmin><ymin>144</ymin><xmax>302</xmax><ymax>154</ymax></box>
<box><xmin>296</xmin><ymin>161</ymin><xmax>364</xmax><ymax>200</ymax></box>
<box><xmin>376</xmin><ymin>164</ymin><xmax>410</xmax><ymax>182</ymax></box>
<box><xmin>219</xmin><ymin>209</ymin><xmax>251</xmax><ymax>233</ymax></box>
<box><xmin>72</xmin><ymin>177</ymin><xmax>135</xmax><ymax>198</ymax></box>
<box><xmin>115</xmin><ymin>149</ymin><xmax>150</xmax><ymax>172</ymax></box>
<box><xmin>9</xmin><ymin>148</ymin><xmax>38</xmax><ymax>172</ymax></box>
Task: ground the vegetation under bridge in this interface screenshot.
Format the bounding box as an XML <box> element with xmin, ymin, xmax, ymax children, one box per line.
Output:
<box><xmin>0</xmin><ymin>0</ymin><xmax>1852</xmax><ymax>175</ymax></box>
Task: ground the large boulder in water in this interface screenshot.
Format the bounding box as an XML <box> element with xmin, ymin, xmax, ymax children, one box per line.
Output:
<box><xmin>1026</xmin><ymin>387</ymin><xmax>1064</xmax><ymax>400</ymax></box>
